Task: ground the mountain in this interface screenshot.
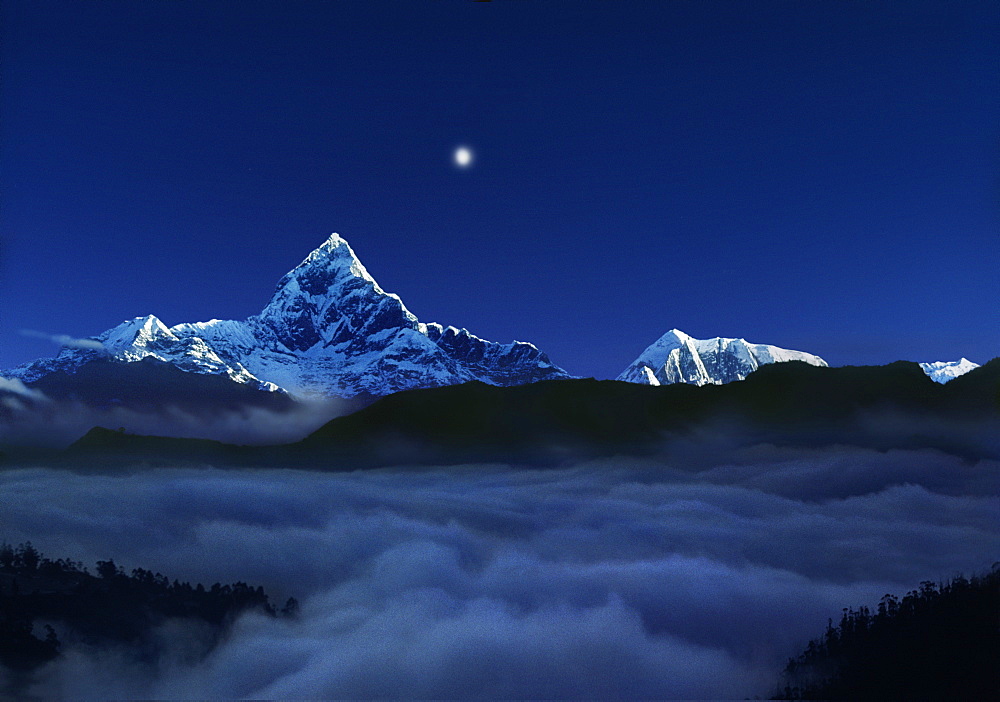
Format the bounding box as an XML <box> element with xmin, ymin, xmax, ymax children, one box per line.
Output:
<box><xmin>4</xmin><ymin>234</ymin><xmax>570</xmax><ymax>398</ymax></box>
<box><xmin>50</xmin><ymin>359</ymin><xmax>1000</xmax><ymax>470</ymax></box>
<box><xmin>27</xmin><ymin>356</ymin><xmax>295</xmax><ymax>413</ymax></box>
<box><xmin>919</xmin><ymin>358</ymin><xmax>980</xmax><ymax>384</ymax></box>
<box><xmin>298</xmin><ymin>360</ymin><xmax>949</xmax><ymax>466</ymax></box>
<box><xmin>8</xmin><ymin>315</ymin><xmax>283</xmax><ymax>394</ymax></box>
<box><xmin>617</xmin><ymin>329</ymin><xmax>827</xmax><ymax>386</ymax></box>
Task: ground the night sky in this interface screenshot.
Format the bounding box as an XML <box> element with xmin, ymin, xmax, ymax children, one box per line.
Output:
<box><xmin>2</xmin><ymin>1</ymin><xmax>997</xmax><ymax>379</ymax></box>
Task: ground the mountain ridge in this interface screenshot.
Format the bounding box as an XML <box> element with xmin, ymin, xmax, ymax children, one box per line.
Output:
<box><xmin>617</xmin><ymin>328</ymin><xmax>828</xmax><ymax>386</ymax></box>
<box><xmin>38</xmin><ymin>358</ymin><xmax>1000</xmax><ymax>470</ymax></box>
<box><xmin>2</xmin><ymin>235</ymin><xmax>986</xmax><ymax>398</ymax></box>
<box><xmin>919</xmin><ymin>358</ymin><xmax>980</xmax><ymax>384</ymax></box>
<box><xmin>5</xmin><ymin>234</ymin><xmax>570</xmax><ymax>398</ymax></box>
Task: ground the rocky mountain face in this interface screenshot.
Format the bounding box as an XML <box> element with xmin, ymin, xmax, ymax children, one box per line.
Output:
<box><xmin>5</xmin><ymin>234</ymin><xmax>570</xmax><ymax>398</ymax></box>
<box><xmin>617</xmin><ymin>329</ymin><xmax>828</xmax><ymax>386</ymax></box>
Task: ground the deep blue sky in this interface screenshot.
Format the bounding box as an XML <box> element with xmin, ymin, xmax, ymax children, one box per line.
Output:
<box><xmin>1</xmin><ymin>1</ymin><xmax>997</xmax><ymax>378</ymax></box>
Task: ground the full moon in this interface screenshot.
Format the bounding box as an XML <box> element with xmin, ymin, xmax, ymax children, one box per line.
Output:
<box><xmin>454</xmin><ymin>146</ymin><xmax>473</xmax><ymax>167</ymax></box>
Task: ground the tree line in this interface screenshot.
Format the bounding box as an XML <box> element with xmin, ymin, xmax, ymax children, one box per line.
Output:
<box><xmin>0</xmin><ymin>541</ymin><xmax>298</xmax><ymax>681</ymax></box>
<box><xmin>774</xmin><ymin>565</ymin><xmax>999</xmax><ymax>700</ymax></box>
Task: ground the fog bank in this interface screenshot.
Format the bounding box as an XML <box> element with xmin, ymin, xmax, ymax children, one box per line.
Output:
<box><xmin>2</xmin><ymin>446</ymin><xmax>996</xmax><ymax>699</ymax></box>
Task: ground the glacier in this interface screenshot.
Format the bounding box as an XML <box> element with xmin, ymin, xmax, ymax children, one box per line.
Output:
<box><xmin>5</xmin><ymin>234</ymin><xmax>570</xmax><ymax>398</ymax></box>
<box><xmin>617</xmin><ymin>328</ymin><xmax>828</xmax><ymax>386</ymax></box>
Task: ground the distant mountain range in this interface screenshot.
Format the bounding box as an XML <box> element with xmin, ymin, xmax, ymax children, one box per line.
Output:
<box><xmin>0</xmin><ymin>234</ymin><xmax>984</xmax><ymax>404</ymax></box>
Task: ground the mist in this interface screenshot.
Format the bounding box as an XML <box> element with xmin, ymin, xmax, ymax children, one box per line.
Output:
<box><xmin>0</xmin><ymin>393</ymin><xmax>353</xmax><ymax>448</ymax></box>
<box><xmin>18</xmin><ymin>330</ymin><xmax>108</xmax><ymax>353</ymax></box>
<box><xmin>2</xmin><ymin>444</ymin><xmax>996</xmax><ymax>699</ymax></box>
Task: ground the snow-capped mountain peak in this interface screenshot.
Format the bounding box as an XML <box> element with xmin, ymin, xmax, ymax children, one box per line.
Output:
<box><xmin>5</xmin><ymin>312</ymin><xmax>280</xmax><ymax>392</ymax></box>
<box><xmin>258</xmin><ymin>233</ymin><xmax>419</xmax><ymax>353</ymax></box>
<box><xmin>225</xmin><ymin>234</ymin><xmax>571</xmax><ymax>395</ymax></box>
<box><xmin>100</xmin><ymin>315</ymin><xmax>175</xmax><ymax>353</ymax></box>
<box><xmin>619</xmin><ymin>330</ymin><xmax>827</xmax><ymax>386</ymax></box>
<box><xmin>919</xmin><ymin>358</ymin><xmax>980</xmax><ymax>384</ymax></box>
<box><xmin>630</xmin><ymin>329</ymin><xmax>695</xmax><ymax>365</ymax></box>
<box><xmin>297</xmin><ymin>233</ymin><xmax>375</xmax><ymax>284</ymax></box>
<box><xmin>5</xmin><ymin>233</ymin><xmax>570</xmax><ymax>398</ymax></box>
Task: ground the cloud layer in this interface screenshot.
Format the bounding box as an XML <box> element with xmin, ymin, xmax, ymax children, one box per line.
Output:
<box><xmin>0</xmin><ymin>392</ymin><xmax>350</xmax><ymax>447</ymax></box>
<box><xmin>2</xmin><ymin>447</ymin><xmax>997</xmax><ymax>699</ymax></box>
<box><xmin>19</xmin><ymin>329</ymin><xmax>108</xmax><ymax>352</ymax></box>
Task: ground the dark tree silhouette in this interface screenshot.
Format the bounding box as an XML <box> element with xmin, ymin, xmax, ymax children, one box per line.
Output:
<box><xmin>281</xmin><ymin>596</ymin><xmax>300</xmax><ymax>617</ymax></box>
<box><xmin>96</xmin><ymin>559</ymin><xmax>121</xmax><ymax>580</ymax></box>
<box><xmin>0</xmin><ymin>542</ymin><xmax>297</xmax><ymax>686</ymax></box>
<box><xmin>774</xmin><ymin>566</ymin><xmax>1000</xmax><ymax>700</ymax></box>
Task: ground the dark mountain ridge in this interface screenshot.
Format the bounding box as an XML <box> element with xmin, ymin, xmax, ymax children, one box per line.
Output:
<box><xmin>23</xmin><ymin>358</ymin><xmax>997</xmax><ymax>470</ymax></box>
<box><xmin>28</xmin><ymin>356</ymin><xmax>295</xmax><ymax>413</ymax></box>
<box><xmin>0</xmin><ymin>542</ymin><xmax>297</xmax><ymax>694</ymax></box>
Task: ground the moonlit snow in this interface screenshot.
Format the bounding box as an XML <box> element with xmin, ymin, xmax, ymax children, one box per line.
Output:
<box><xmin>3</xmin><ymin>446</ymin><xmax>996</xmax><ymax>699</ymax></box>
<box><xmin>4</xmin><ymin>234</ymin><xmax>569</xmax><ymax>398</ymax></box>
<box><xmin>618</xmin><ymin>328</ymin><xmax>828</xmax><ymax>386</ymax></box>
<box><xmin>919</xmin><ymin>358</ymin><xmax>981</xmax><ymax>383</ymax></box>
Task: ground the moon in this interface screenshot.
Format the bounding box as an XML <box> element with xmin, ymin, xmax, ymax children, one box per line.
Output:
<box><xmin>454</xmin><ymin>146</ymin><xmax>473</xmax><ymax>168</ymax></box>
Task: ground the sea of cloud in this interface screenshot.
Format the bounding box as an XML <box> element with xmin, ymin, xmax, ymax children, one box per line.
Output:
<box><xmin>1</xmin><ymin>445</ymin><xmax>997</xmax><ymax>699</ymax></box>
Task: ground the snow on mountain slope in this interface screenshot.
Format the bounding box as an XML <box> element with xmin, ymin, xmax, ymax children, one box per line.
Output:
<box><xmin>167</xmin><ymin>234</ymin><xmax>570</xmax><ymax>396</ymax></box>
<box><xmin>6</xmin><ymin>234</ymin><xmax>570</xmax><ymax>398</ymax></box>
<box><xmin>919</xmin><ymin>358</ymin><xmax>980</xmax><ymax>384</ymax></box>
<box><xmin>8</xmin><ymin>315</ymin><xmax>281</xmax><ymax>392</ymax></box>
<box><xmin>419</xmin><ymin>322</ymin><xmax>568</xmax><ymax>387</ymax></box>
<box><xmin>618</xmin><ymin>329</ymin><xmax>828</xmax><ymax>386</ymax></box>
